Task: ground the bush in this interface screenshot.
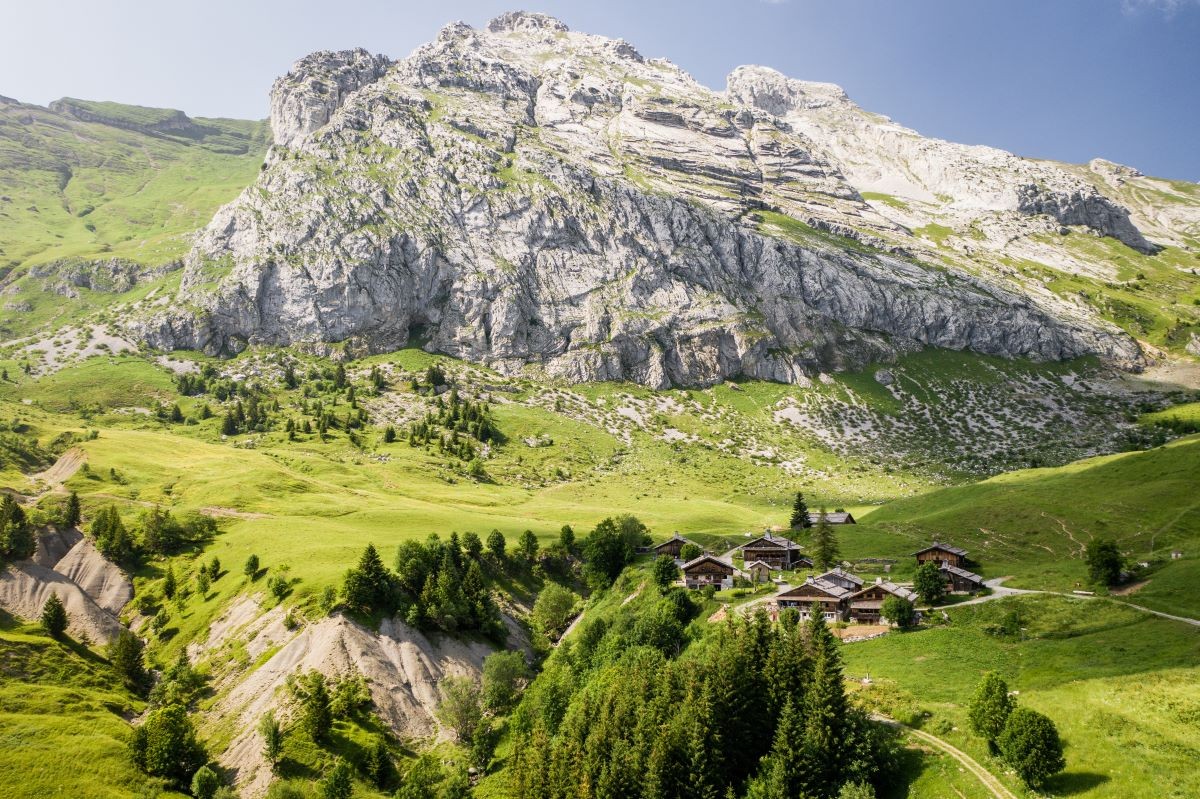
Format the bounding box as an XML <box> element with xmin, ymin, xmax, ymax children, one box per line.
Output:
<box><xmin>880</xmin><ymin>595</ymin><xmax>915</xmax><ymax>629</ymax></box>
<box><xmin>652</xmin><ymin>555</ymin><xmax>679</xmax><ymax>589</ymax></box>
<box><xmin>679</xmin><ymin>542</ymin><xmax>702</xmax><ymax>562</ymax></box>
<box><xmin>190</xmin><ymin>765</ymin><xmax>221</xmax><ymax>799</ymax></box>
<box><xmin>129</xmin><ymin>703</ymin><xmax>207</xmax><ymax>787</ymax></box>
<box><xmin>1085</xmin><ymin>539</ymin><xmax>1123</xmax><ymax>586</ymax></box>
<box><xmin>968</xmin><ymin>672</ymin><xmax>1014</xmax><ymax>746</ymax></box>
<box><xmin>998</xmin><ymin>707</ymin><xmax>1065</xmax><ymax>788</ymax></box>
<box><xmin>321</xmin><ymin>758</ymin><xmax>353</xmax><ymax>799</ymax></box>
<box><xmin>913</xmin><ymin>562</ymin><xmax>946</xmax><ymax>605</ymax></box>
<box><xmin>532</xmin><ymin>583</ymin><xmax>579</xmax><ymax>639</ymax></box>
<box><xmin>244</xmin><ymin>553</ymin><xmax>260</xmax><ymax>578</ymax></box>
<box><xmin>482</xmin><ymin>650</ymin><xmax>529</xmax><ymax>713</ymax></box>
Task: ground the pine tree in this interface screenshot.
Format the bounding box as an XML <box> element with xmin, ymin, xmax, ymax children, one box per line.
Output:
<box><xmin>259</xmin><ymin>712</ymin><xmax>283</xmax><ymax>771</ymax></box>
<box><xmin>298</xmin><ymin>671</ymin><xmax>333</xmax><ymax>743</ymax></box>
<box><xmin>41</xmin><ymin>593</ymin><xmax>68</xmax><ymax>638</ymax></box>
<box><xmin>343</xmin><ymin>543</ymin><xmax>394</xmax><ymax>614</ymax></box>
<box><xmin>800</xmin><ymin>611</ymin><xmax>848</xmax><ymax>796</ymax></box>
<box><xmin>789</xmin><ymin>491</ymin><xmax>811</xmax><ymax>529</ymax></box>
<box><xmin>487</xmin><ymin>529</ymin><xmax>507</xmax><ymax>561</ymax></box>
<box><xmin>756</xmin><ymin>696</ymin><xmax>807</xmax><ymax>799</ymax></box>
<box><xmin>63</xmin><ymin>491</ymin><xmax>82</xmax><ymax>528</ymax></box>
<box><xmin>811</xmin><ymin>511</ymin><xmax>839</xmax><ymax>570</ymax></box>
<box><xmin>321</xmin><ymin>758</ymin><xmax>353</xmax><ymax>799</ymax></box>
<box><xmin>519</xmin><ymin>529</ymin><xmax>539</xmax><ymax>563</ymax></box>
<box><xmin>221</xmin><ymin>412</ymin><xmax>238</xmax><ymax>436</ymax></box>
<box><xmin>0</xmin><ymin>494</ymin><xmax>34</xmax><ymax>560</ymax></box>
<box><xmin>163</xmin><ymin>563</ymin><xmax>177</xmax><ymax>599</ymax></box>
<box><xmin>110</xmin><ymin>629</ymin><xmax>148</xmax><ymax>692</ymax></box>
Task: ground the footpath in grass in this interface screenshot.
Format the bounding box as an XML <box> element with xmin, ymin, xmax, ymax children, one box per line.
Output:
<box><xmin>843</xmin><ymin>594</ymin><xmax>1200</xmax><ymax>799</ymax></box>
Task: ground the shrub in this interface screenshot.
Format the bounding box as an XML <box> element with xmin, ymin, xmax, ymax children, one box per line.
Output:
<box><xmin>968</xmin><ymin>672</ymin><xmax>1014</xmax><ymax>746</ymax></box>
<box><xmin>190</xmin><ymin>765</ymin><xmax>221</xmax><ymax>799</ymax></box>
<box><xmin>129</xmin><ymin>703</ymin><xmax>207</xmax><ymax>787</ymax></box>
<box><xmin>998</xmin><ymin>707</ymin><xmax>1065</xmax><ymax>788</ymax></box>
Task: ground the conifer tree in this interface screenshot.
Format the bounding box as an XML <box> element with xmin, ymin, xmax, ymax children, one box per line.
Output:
<box><xmin>41</xmin><ymin>593</ymin><xmax>68</xmax><ymax>638</ymax></box>
<box><xmin>63</xmin><ymin>491</ymin><xmax>82</xmax><ymax>528</ymax></box>
<box><xmin>789</xmin><ymin>491</ymin><xmax>811</xmax><ymax>529</ymax></box>
<box><xmin>297</xmin><ymin>671</ymin><xmax>333</xmax><ymax>743</ymax></box>
<box><xmin>811</xmin><ymin>511</ymin><xmax>839</xmax><ymax>570</ymax></box>
<box><xmin>163</xmin><ymin>563</ymin><xmax>177</xmax><ymax>599</ymax></box>
<box><xmin>801</xmin><ymin>610</ymin><xmax>848</xmax><ymax>796</ymax></box>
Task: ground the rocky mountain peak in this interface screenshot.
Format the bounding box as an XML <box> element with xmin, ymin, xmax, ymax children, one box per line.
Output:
<box><xmin>131</xmin><ymin>14</ymin><xmax>1163</xmax><ymax>386</ymax></box>
<box><xmin>269</xmin><ymin>47</ymin><xmax>391</xmax><ymax>148</ymax></box>
<box><xmin>487</xmin><ymin>10</ymin><xmax>570</xmax><ymax>34</ymax></box>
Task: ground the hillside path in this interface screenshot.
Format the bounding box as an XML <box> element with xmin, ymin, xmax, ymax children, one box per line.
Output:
<box><xmin>952</xmin><ymin>578</ymin><xmax>1200</xmax><ymax>627</ymax></box>
<box><xmin>872</xmin><ymin>715</ymin><xmax>1019</xmax><ymax>799</ymax></box>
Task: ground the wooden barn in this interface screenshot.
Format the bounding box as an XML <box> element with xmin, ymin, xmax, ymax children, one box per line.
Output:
<box><xmin>847</xmin><ymin>579</ymin><xmax>919</xmax><ymax>624</ymax></box>
<box><xmin>808</xmin><ymin>511</ymin><xmax>857</xmax><ymax>525</ymax></box>
<box><xmin>940</xmin><ymin>564</ymin><xmax>984</xmax><ymax>593</ymax></box>
<box><xmin>745</xmin><ymin>560</ymin><xmax>773</xmax><ymax>583</ymax></box>
<box><xmin>912</xmin><ymin>542</ymin><xmax>969</xmax><ymax>568</ymax></box>
<box><xmin>741</xmin><ymin>532</ymin><xmax>808</xmax><ymax>570</ymax></box>
<box><xmin>652</xmin><ymin>533</ymin><xmax>696</xmax><ymax>559</ymax></box>
<box><xmin>773</xmin><ymin>576</ymin><xmax>852</xmax><ymax>621</ymax></box>
<box><xmin>682</xmin><ymin>554</ymin><xmax>736</xmax><ymax>590</ymax></box>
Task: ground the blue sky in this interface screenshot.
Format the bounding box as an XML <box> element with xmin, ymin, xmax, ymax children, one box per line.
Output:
<box><xmin>3</xmin><ymin>0</ymin><xmax>1197</xmax><ymax>179</ymax></box>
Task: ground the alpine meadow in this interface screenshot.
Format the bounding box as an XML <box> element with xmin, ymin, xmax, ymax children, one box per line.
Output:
<box><xmin>1</xmin><ymin>7</ymin><xmax>1198</xmax><ymax>799</ymax></box>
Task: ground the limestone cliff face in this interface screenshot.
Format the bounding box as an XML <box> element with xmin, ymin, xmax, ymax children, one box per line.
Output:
<box><xmin>135</xmin><ymin>12</ymin><xmax>1148</xmax><ymax>386</ymax></box>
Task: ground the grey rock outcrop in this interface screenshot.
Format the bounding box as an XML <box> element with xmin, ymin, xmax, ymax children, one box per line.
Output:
<box><xmin>269</xmin><ymin>48</ymin><xmax>392</xmax><ymax>148</ymax></box>
<box><xmin>134</xmin><ymin>13</ymin><xmax>1150</xmax><ymax>387</ymax></box>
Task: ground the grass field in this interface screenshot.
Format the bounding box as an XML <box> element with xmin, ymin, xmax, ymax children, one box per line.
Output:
<box><xmin>843</xmin><ymin>594</ymin><xmax>1200</xmax><ymax>799</ymax></box>
<box><xmin>0</xmin><ymin>611</ymin><xmax>174</xmax><ymax>799</ymax></box>
<box><xmin>836</xmin><ymin>435</ymin><xmax>1200</xmax><ymax>615</ymax></box>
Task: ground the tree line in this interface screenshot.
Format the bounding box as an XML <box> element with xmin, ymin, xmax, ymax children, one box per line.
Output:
<box><xmin>510</xmin><ymin>601</ymin><xmax>898</xmax><ymax>799</ymax></box>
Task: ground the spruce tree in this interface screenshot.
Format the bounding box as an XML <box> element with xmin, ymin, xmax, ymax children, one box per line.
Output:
<box><xmin>789</xmin><ymin>491</ymin><xmax>811</xmax><ymax>529</ymax></box>
<box><xmin>163</xmin><ymin>563</ymin><xmax>177</xmax><ymax>599</ymax></box>
<box><xmin>244</xmin><ymin>553</ymin><xmax>260</xmax><ymax>578</ymax></box>
<box><xmin>110</xmin><ymin>629</ymin><xmax>148</xmax><ymax>692</ymax></box>
<box><xmin>811</xmin><ymin>511</ymin><xmax>839</xmax><ymax>570</ymax></box>
<box><xmin>63</xmin><ymin>491</ymin><xmax>82</xmax><ymax>528</ymax></box>
<box><xmin>801</xmin><ymin>611</ymin><xmax>848</xmax><ymax>796</ymax></box>
<box><xmin>756</xmin><ymin>696</ymin><xmax>807</xmax><ymax>799</ymax></box>
<box><xmin>298</xmin><ymin>671</ymin><xmax>333</xmax><ymax>743</ymax></box>
<box><xmin>519</xmin><ymin>529</ymin><xmax>539</xmax><ymax>563</ymax></box>
<box><xmin>259</xmin><ymin>712</ymin><xmax>283</xmax><ymax>771</ymax></box>
<box><xmin>41</xmin><ymin>593</ymin><xmax>68</xmax><ymax>638</ymax></box>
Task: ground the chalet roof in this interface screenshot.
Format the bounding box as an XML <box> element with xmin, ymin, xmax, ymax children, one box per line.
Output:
<box><xmin>742</xmin><ymin>533</ymin><xmax>801</xmax><ymax>551</ymax></box>
<box><xmin>818</xmin><ymin>567</ymin><xmax>864</xmax><ymax>587</ymax></box>
<box><xmin>653</xmin><ymin>533</ymin><xmax>696</xmax><ymax>551</ymax></box>
<box><xmin>939</xmin><ymin>564</ymin><xmax>984</xmax><ymax>584</ymax></box>
<box><xmin>808</xmin><ymin>511</ymin><xmax>856</xmax><ymax>524</ymax></box>
<box><xmin>849</xmin><ymin>579</ymin><xmax>918</xmax><ymax>603</ymax></box>
<box><xmin>745</xmin><ymin>560</ymin><xmax>773</xmax><ymax>570</ymax></box>
<box><xmin>912</xmin><ymin>541</ymin><xmax>969</xmax><ymax>558</ymax></box>
<box><xmin>681</xmin><ymin>554</ymin><xmax>736</xmax><ymax>573</ymax></box>
<box><xmin>777</xmin><ymin>576</ymin><xmax>853</xmax><ymax>600</ymax></box>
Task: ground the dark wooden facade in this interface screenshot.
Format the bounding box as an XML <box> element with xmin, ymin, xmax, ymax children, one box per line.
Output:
<box><xmin>741</xmin><ymin>534</ymin><xmax>806</xmax><ymax>570</ymax></box>
<box><xmin>847</xmin><ymin>580</ymin><xmax>918</xmax><ymax>624</ymax></box>
<box><xmin>653</xmin><ymin>534</ymin><xmax>695</xmax><ymax>559</ymax></box>
<box><xmin>682</xmin><ymin>555</ymin><xmax>735</xmax><ymax>590</ymax></box>
<box><xmin>912</xmin><ymin>542</ymin><xmax>968</xmax><ymax>568</ymax></box>
<box><xmin>774</xmin><ymin>578</ymin><xmax>851</xmax><ymax>621</ymax></box>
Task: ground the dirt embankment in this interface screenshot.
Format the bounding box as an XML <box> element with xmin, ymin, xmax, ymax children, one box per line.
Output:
<box><xmin>0</xmin><ymin>527</ymin><xmax>132</xmax><ymax>643</ymax></box>
<box><xmin>197</xmin><ymin>597</ymin><xmax>503</xmax><ymax>797</ymax></box>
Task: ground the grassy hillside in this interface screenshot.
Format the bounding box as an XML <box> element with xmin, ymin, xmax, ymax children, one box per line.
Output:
<box><xmin>837</xmin><ymin>435</ymin><xmax>1200</xmax><ymax>614</ymax></box>
<box><xmin>0</xmin><ymin>611</ymin><xmax>168</xmax><ymax>799</ymax></box>
<box><xmin>844</xmin><ymin>594</ymin><xmax>1200</xmax><ymax>799</ymax></box>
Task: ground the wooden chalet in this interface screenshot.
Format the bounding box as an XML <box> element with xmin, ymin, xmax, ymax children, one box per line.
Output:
<box><xmin>912</xmin><ymin>542</ymin><xmax>969</xmax><ymax>568</ymax></box>
<box><xmin>741</xmin><ymin>532</ymin><xmax>807</xmax><ymax>570</ymax></box>
<box><xmin>816</xmin><ymin>567</ymin><xmax>863</xmax><ymax>592</ymax></box>
<box><xmin>773</xmin><ymin>576</ymin><xmax>852</xmax><ymax>621</ymax></box>
<box><xmin>745</xmin><ymin>560</ymin><xmax>773</xmax><ymax>583</ymax></box>
<box><xmin>652</xmin><ymin>533</ymin><xmax>696</xmax><ymax>559</ymax></box>
<box><xmin>940</xmin><ymin>564</ymin><xmax>984</xmax><ymax>593</ymax></box>
<box><xmin>807</xmin><ymin>511</ymin><xmax>856</xmax><ymax>525</ymax></box>
<box><xmin>681</xmin><ymin>554</ymin><xmax>736</xmax><ymax>590</ymax></box>
<box><xmin>847</xmin><ymin>578</ymin><xmax>919</xmax><ymax>624</ymax></box>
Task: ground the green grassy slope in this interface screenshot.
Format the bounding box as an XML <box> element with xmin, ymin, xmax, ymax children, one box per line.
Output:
<box><xmin>844</xmin><ymin>594</ymin><xmax>1200</xmax><ymax>799</ymax></box>
<box><xmin>0</xmin><ymin>97</ymin><xmax>267</xmax><ymax>268</ymax></box>
<box><xmin>839</xmin><ymin>436</ymin><xmax>1200</xmax><ymax>612</ymax></box>
<box><xmin>0</xmin><ymin>612</ymin><xmax>171</xmax><ymax>799</ymax></box>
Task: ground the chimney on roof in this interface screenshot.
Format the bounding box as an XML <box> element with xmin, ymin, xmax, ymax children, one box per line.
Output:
<box><xmin>876</xmin><ymin>576</ymin><xmax>882</xmax><ymax>584</ymax></box>
<box><xmin>806</xmin><ymin>576</ymin><xmax>814</xmax><ymax>584</ymax></box>
<box><xmin>765</xmin><ymin>531</ymin><xmax>772</xmax><ymax>541</ymax></box>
